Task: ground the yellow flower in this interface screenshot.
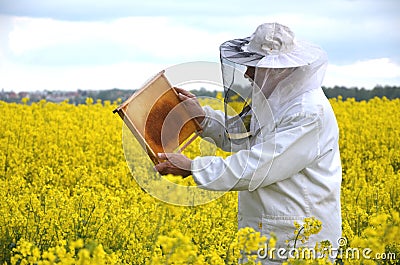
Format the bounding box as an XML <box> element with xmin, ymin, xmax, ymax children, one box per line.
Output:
<box><xmin>1</xmin><ymin>97</ymin><xmax>400</xmax><ymax>265</ymax></box>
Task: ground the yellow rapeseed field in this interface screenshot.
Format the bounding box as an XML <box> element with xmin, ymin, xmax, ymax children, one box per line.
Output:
<box><xmin>0</xmin><ymin>96</ymin><xmax>399</xmax><ymax>264</ymax></box>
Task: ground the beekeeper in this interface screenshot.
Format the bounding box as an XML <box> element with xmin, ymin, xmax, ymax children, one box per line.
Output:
<box><xmin>156</xmin><ymin>22</ymin><xmax>342</xmax><ymax>263</ymax></box>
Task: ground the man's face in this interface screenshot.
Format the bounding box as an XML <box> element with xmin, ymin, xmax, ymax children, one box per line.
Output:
<box><xmin>244</xmin><ymin>66</ymin><xmax>256</xmax><ymax>81</ymax></box>
<box><xmin>243</xmin><ymin>66</ymin><xmax>297</xmax><ymax>97</ymax></box>
<box><xmin>245</xmin><ymin>67</ymin><xmax>296</xmax><ymax>84</ymax></box>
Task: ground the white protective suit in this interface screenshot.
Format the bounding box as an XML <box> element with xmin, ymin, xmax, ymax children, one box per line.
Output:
<box><xmin>191</xmin><ymin>23</ymin><xmax>342</xmax><ymax>263</ymax></box>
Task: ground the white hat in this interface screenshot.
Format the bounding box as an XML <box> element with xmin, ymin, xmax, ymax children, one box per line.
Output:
<box><xmin>220</xmin><ymin>22</ymin><xmax>326</xmax><ymax>68</ymax></box>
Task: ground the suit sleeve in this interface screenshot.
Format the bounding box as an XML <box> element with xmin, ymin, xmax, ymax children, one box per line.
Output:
<box><xmin>192</xmin><ymin>113</ymin><xmax>321</xmax><ymax>191</ymax></box>
<box><xmin>199</xmin><ymin>106</ymin><xmax>250</xmax><ymax>152</ymax></box>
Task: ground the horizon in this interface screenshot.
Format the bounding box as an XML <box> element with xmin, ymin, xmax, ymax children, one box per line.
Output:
<box><xmin>2</xmin><ymin>83</ymin><xmax>400</xmax><ymax>95</ymax></box>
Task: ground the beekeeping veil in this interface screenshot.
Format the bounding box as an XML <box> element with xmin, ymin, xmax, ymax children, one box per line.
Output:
<box><xmin>220</xmin><ymin>22</ymin><xmax>328</xmax><ymax>142</ymax></box>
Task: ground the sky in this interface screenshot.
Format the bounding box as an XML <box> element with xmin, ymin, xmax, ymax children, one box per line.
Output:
<box><xmin>0</xmin><ymin>0</ymin><xmax>399</xmax><ymax>92</ymax></box>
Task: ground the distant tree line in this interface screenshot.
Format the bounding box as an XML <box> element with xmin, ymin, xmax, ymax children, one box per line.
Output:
<box><xmin>0</xmin><ymin>88</ymin><xmax>135</xmax><ymax>105</ymax></box>
<box><xmin>64</xmin><ymin>88</ymin><xmax>136</xmax><ymax>104</ymax></box>
<box><xmin>190</xmin><ymin>85</ymin><xmax>400</xmax><ymax>101</ymax></box>
<box><xmin>189</xmin><ymin>87</ymin><xmax>219</xmax><ymax>98</ymax></box>
<box><xmin>1</xmin><ymin>85</ymin><xmax>399</xmax><ymax>104</ymax></box>
<box><xmin>321</xmin><ymin>85</ymin><xmax>400</xmax><ymax>101</ymax></box>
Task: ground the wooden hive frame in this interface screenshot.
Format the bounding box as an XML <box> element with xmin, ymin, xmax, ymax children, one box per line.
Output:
<box><xmin>113</xmin><ymin>70</ymin><xmax>203</xmax><ymax>165</ymax></box>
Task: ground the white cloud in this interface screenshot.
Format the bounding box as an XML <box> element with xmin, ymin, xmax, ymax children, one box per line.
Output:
<box><xmin>6</xmin><ymin>15</ymin><xmax>230</xmax><ymax>62</ymax></box>
<box><xmin>1</xmin><ymin>15</ymin><xmax>233</xmax><ymax>91</ymax></box>
<box><xmin>108</xmin><ymin>17</ymin><xmax>231</xmax><ymax>61</ymax></box>
<box><xmin>324</xmin><ymin>58</ymin><xmax>400</xmax><ymax>89</ymax></box>
<box><xmin>3</xmin><ymin>58</ymin><xmax>399</xmax><ymax>92</ymax></box>
<box><xmin>8</xmin><ymin>16</ymin><xmax>103</xmax><ymax>55</ymax></box>
<box><xmin>0</xmin><ymin>61</ymin><xmax>170</xmax><ymax>91</ymax></box>
<box><xmin>1</xmin><ymin>13</ymin><xmax>400</xmax><ymax>92</ymax></box>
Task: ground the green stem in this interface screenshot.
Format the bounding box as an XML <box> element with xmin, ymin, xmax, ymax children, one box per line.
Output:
<box><xmin>293</xmin><ymin>226</ymin><xmax>304</xmax><ymax>249</ymax></box>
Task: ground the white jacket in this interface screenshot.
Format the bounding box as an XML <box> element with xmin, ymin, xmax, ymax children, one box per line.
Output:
<box><xmin>192</xmin><ymin>86</ymin><xmax>342</xmax><ymax>262</ymax></box>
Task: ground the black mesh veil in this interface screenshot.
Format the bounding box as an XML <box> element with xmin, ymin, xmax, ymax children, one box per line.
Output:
<box><xmin>220</xmin><ymin>56</ymin><xmax>255</xmax><ymax>143</ymax></box>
